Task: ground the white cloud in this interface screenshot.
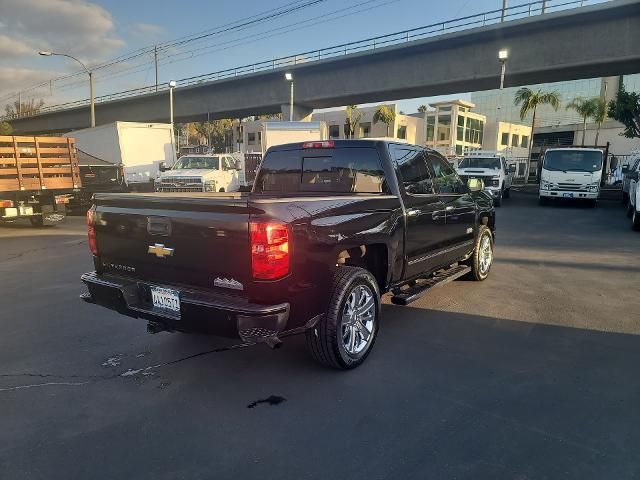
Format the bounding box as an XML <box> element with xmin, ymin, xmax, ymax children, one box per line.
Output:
<box><xmin>131</xmin><ymin>22</ymin><xmax>165</xmax><ymax>38</ymax></box>
<box><xmin>0</xmin><ymin>0</ymin><xmax>126</xmax><ymax>101</ymax></box>
<box><xmin>0</xmin><ymin>0</ymin><xmax>125</xmax><ymax>64</ymax></box>
<box><xmin>0</xmin><ymin>34</ymin><xmax>34</xmax><ymax>58</ymax></box>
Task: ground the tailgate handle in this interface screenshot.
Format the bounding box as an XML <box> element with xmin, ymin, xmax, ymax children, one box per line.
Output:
<box><xmin>147</xmin><ymin>217</ymin><xmax>172</xmax><ymax>236</ymax></box>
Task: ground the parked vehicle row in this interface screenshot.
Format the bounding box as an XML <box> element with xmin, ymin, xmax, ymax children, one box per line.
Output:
<box><xmin>81</xmin><ymin>140</ymin><xmax>496</xmax><ymax>369</ymax></box>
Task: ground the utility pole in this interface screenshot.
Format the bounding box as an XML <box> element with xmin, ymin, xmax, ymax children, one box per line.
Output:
<box><xmin>154</xmin><ymin>45</ymin><xmax>158</xmax><ymax>92</ymax></box>
<box><xmin>89</xmin><ymin>71</ymin><xmax>95</xmax><ymax>127</ymax></box>
<box><xmin>501</xmin><ymin>0</ymin><xmax>508</xmax><ymax>22</ymax></box>
<box><xmin>18</xmin><ymin>92</ymin><xmax>21</xmax><ymax>116</ymax></box>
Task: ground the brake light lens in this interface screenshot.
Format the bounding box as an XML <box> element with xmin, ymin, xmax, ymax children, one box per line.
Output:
<box><xmin>250</xmin><ymin>222</ymin><xmax>289</xmax><ymax>280</ymax></box>
<box><xmin>303</xmin><ymin>140</ymin><xmax>334</xmax><ymax>149</ymax></box>
<box><xmin>87</xmin><ymin>207</ymin><xmax>98</xmax><ymax>255</ymax></box>
<box><xmin>0</xmin><ymin>200</ymin><xmax>13</xmax><ymax>208</ymax></box>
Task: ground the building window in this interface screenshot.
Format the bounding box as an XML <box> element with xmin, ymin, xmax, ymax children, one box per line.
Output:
<box><xmin>511</xmin><ymin>134</ymin><xmax>519</xmax><ymax>147</ymax></box>
<box><xmin>464</xmin><ymin>118</ymin><xmax>484</xmax><ymax>145</ymax></box>
<box><xmin>437</xmin><ymin>115</ymin><xmax>451</xmax><ymax>142</ymax></box>
<box><xmin>438</xmin><ymin>106</ymin><xmax>452</xmax><ymax>113</ymax></box>
<box><xmin>397</xmin><ymin>125</ymin><xmax>407</xmax><ymax>140</ymax></box>
<box><xmin>521</xmin><ymin>135</ymin><xmax>529</xmax><ymax>148</ymax></box>
<box><xmin>329</xmin><ymin>125</ymin><xmax>340</xmax><ymax>138</ymax></box>
<box><xmin>258</xmin><ymin>132</ymin><xmax>262</xmax><ymax>144</ymax></box>
<box><xmin>248</xmin><ymin>132</ymin><xmax>256</xmax><ymax>145</ymax></box>
<box><xmin>359</xmin><ymin>123</ymin><xmax>371</xmax><ymax>138</ymax></box>
<box><xmin>426</xmin><ymin>123</ymin><xmax>434</xmax><ymax>142</ymax></box>
<box><xmin>456</xmin><ymin>115</ymin><xmax>465</xmax><ymax>142</ymax></box>
<box><xmin>455</xmin><ymin>144</ymin><xmax>463</xmax><ymax>155</ymax></box>
<box><xmin>501</xmin><ymin>132</ymin><xmax>509</xmax><ymax>146</ymax></box>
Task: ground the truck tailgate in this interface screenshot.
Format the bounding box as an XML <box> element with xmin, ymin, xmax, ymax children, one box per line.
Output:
<box><xmin>93</xmin><ymin>192</ymin><xmax>252</xmax><ymax>291</ymax></box>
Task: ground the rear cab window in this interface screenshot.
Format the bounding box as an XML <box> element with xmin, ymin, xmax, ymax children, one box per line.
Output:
<box><xmin>254</xmin><ymin>146</ymin><xmax>388</xmax><ymax>194</ymax></box>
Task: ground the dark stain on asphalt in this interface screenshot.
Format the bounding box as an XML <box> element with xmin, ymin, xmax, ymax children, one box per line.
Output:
<box><xmin>247</xmin><ymin>395</ymin><xmax>287</xmax><ymax>409</ymax></box>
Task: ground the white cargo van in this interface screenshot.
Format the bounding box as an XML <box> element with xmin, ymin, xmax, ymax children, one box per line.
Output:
<box><xmin>538</xmin><ymin>147</ymin><xmax>603</xmax><ymax>206</ymax></box>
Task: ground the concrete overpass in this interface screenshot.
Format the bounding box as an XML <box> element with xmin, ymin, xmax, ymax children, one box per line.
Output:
<box><xmin>8</xmin><ymin>0</ymin><xmax>640</xmax><ymax>134</ymax></box>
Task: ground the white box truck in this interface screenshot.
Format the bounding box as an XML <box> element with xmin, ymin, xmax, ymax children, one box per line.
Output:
<box><xmin>259</xmin><ymin>121</ymin><xmax>327</xmax><ymax>154</ymax></box>
<box><xmin>64</xmin><ymin>122</ymin><xmax>177</xmax><ymax>191</ymax></box>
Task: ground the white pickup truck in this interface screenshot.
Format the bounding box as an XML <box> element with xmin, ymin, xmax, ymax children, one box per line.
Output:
<box><xmin>155</xmin><ymin>154</ymin><xmax>243</xmax><ymax>193</ymax></box>
<box><xmin>538</xmin><ymin>148</ymin><xmax>603</xmax><ymax>207</ymax></box>
<box><xmin>456</xmin><ymin>152</ymin><xmax>514</xmax><ymax>207</ymax></box>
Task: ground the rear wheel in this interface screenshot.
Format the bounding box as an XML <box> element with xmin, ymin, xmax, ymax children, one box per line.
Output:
<box><xmin>29</xmin><ymin>215</ymin><xmax>44</xmax><ymax>227</ymax></box>
<box><xmin>626</xmin><ymin>201</ymin><xmax>634</xmax><ymax>218</ymax></box>
<box><xmin>494</xmin><ymin>189</ymin><xmax>503</xmax><ymax>207</ymax></box>
<box><xmin>306</xmin><ymin>266</ymin><xmax>380</xmax><ymax>369</ymax></box>
<box><xmin>539</xmin><ymin>196</ymin><xmax>549</xmax><ymax>206</ymax></box>
<box><xmin>463</xmin><ymin>226</ymin><xmax>493</xmax><ymax>281</ymax></box>
<box><xmin>504</xmin><ymin>187</ymin><xmax>511</xmax><ymax>199</ymax></box>
<box><xmin>632</xmin><ymin>207</ymin><xmax>640</xmax><ymax>231</ymax></box>
<box><xmin>218</xmin><ymin>187</ymin><xmax>225</xmax><ymax>192</ymax></box>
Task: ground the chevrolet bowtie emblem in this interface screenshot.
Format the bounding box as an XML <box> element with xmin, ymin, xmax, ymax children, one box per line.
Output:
<box><xmin>147</xmin><ymin>243</ymin><xmax>174</xmax><ymax>258</ymax></box>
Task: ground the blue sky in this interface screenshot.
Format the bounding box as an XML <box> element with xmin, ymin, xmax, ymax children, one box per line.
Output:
<box><xmin>0</xmin><ymin>0</ymin><xmax>530</xmax><ymax>113</ymax></box>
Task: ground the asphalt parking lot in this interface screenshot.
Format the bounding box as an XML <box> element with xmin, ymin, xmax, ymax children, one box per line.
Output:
<box><xmin>1</xmin><ymin>192</ymin><xmax>639</xmax><ymax>480</ymax></box>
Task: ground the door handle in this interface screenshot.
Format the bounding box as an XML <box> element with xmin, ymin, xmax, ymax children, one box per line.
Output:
<box><xmin>406</xmin><ymin>208</ymin><xmax>421</xmax><ymax>217</ymax></box>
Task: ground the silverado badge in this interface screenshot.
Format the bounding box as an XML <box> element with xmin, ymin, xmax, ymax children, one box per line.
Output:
<box><xmin>148</xmin><ymin>243</ymin><xmax>174</xmax><ymax>259</ymax></box>
<box><xmin>214</xmin><ymin>277</ymin><xmax>244</xmax><ymax>290</ymax></box>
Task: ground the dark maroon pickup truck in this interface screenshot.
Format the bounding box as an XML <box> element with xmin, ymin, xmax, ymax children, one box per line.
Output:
<box><xmin>81</xmin><ymin>140</ymin><xmax>495</xmax><ymax>369</ymax></box>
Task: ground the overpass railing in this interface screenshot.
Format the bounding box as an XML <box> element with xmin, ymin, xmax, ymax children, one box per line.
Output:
<box><xmin>2</xmin><ymin>0</ymin><xmax>597</xmax><ymax>121</ymax></box>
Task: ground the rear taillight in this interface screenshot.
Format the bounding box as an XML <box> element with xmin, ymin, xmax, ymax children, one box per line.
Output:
<box><xmin>87</xmin><ymin>207</ymin><xmax>98</xmax><ymax>255</ymax></box>
<box><xmin>250</xmin><ymin>222</ymin><xmax>289</xmax><ymax>280</ymax></box>
<box><xmin>0</xmin><ymin>200</ymin><xmax>14</xmax><ymax>208</ymax></box>
<box><xmin>303</xmin><ymin>140</ymin><xmax>334</xmax><ymax>149</ymax></box>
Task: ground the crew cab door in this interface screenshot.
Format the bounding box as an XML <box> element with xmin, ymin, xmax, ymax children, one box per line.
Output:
<box><xmin>390</xmin><ymin>146</ymin><xmax>449</xmax><ymax>278</ymax></box>
<box><xmin>502</xmin><ymin>157</ymin><xmax>513</xmax><ymax>189</ymax></box>
<box><xmin>426</xmin><ymin>153</ymin><xmax>476</xmax><ymax>265</ymax></box>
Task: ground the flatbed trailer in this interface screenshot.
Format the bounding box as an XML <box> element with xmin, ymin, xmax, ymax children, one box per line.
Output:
<box><xmin>0</xmin><ymin>135</ymin><xmax>81</xmax><ymax>226</ymax></box>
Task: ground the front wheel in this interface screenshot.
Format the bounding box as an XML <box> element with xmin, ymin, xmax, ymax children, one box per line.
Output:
<box><xmin>494</xmin><ymin>190</ymin><xmax>503</xmax><ymax>207</ymax></box>
<box><xmin>463</xmin><ymin>226</ymin><xmax>493</xmax><ymax>281</ymax></box>
<box><xmin>504</xmin><ymin>187</ymin><xmax>511</xmax><ymax>199</ymax></box>
<box><xmin>626</xmin><ymin>201</ymin><xmax>634</xmax><ymax>218</ymax></box>
<box><xmin>306</xmin><ymin>266</ymin><xmax>380</xmax><ymax>369</ymax></box>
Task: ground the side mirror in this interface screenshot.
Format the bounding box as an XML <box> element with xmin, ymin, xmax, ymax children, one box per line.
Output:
<box><xmin>622</xmin><ymin>165</ymin><xmax>630</xmax><ymax>173</ymax></box>
<box><xmin>467</xmin><ymin>178</ymin><xmax>484</xmax><ymax>192</ymax></box>
<box><xmin>508</xmin><ymin>164</ymin><xmax>516</xmax><ymax>173</ymax></box>
<box><xmin>159</xmin><ymin>162</ymin><xmax>167</xmax><ymax>173</ymax></box>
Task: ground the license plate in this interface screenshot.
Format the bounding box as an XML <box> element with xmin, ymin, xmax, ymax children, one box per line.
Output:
<box><xmin>563</xmin><ymin>193</ymin><xmax>574</xmax><ymax>198</ymax></box>
<box><xmin>150</xmin><ymin>286</ymin><xmax>180</xmax><ymax>313</ymax></box>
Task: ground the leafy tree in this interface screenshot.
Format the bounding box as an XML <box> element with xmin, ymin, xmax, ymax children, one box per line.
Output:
<box><xmin>345</xmin><ymin>105</ymin><xmax>362</xmax><ymax>139</ymax></box>
<box><xmin>5</xmin><ymin>98</ymin><xmax>45</xmax><ymax>116</ymax></box>
<box><xmin>373</xmin><ymin>104</ymin><xmax>396</xmax><ymax>137</ymax></box>
<box><xmin>252</xmin><ymin>113</ymin><xmax>282</xmax><ymax>121</ymax></box>
<box><xmin>0</xmin><ymin>121</ymin><xmax>12</xmax><ymax>135</ymax></box>
<box><xmin>417</xmin><ymin>104</ymin><xmax>428</xmax><ymax>114</ymax></box>
<box><xmin>607</xmin><ymin>85</ymin><xmax>640</xmax><ymax>139</ymax></box>
<box><xmin>566</xmin><ymin>97</ymin><xmax>596</xmax><ymax>146</ymax></box>
<box><xmin>514</xmin><ymin>88</ymin><xmax>560</xmax><ymax>181</ymax></box>
<box><xmin>590</xmin><ymin>97</ymin><xmax>607</xmax><ymax>146</ymax></box>
<box><xmin>192</xmin><ymin>119</ymin><xmax>234</xmax><ymax>152</ymax></box>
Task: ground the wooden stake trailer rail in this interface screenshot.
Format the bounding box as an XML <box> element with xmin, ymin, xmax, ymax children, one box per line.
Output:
<box><xmin>0</xmin><ymin>135</ymin><xmax>81</xmax><ymax>226</ymax></box>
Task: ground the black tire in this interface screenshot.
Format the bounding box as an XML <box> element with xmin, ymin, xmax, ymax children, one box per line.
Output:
<box><xmin>306</xmin><ymin>266</ymin><xmax>380</xmax><ymax>370</ymax></box>
<box><xmin>494</xmin><ymin>190</ymin><xmax>503</xmax><ymax>207</ymax></box>
<box><xmin>622</xmin><ymin>191</ymin><xmax>629</xmax><ymax>205</ymax></box>
<box><xmin>504</xmin><ymin>187</ymin><xmax>511</xmax><ymax>199</ymax></box>
<box><xmin>539</xmin><ymin>196</ymin><xmax>548</xmax><ymax>206</ymax></box>
<box><xmin>29</xmin><ymin>215</ymin><xmax>44</xmax><ymax>227</ymax></box>
<box><xmin>218</xmin><ymin>187</ymin><xmax>225</xmax><ymax>192</ymax></box>
<box><xmin>626</xmin><ymin>201</ymin><xmax>634</xmax><ymax>218</ymax></box>
<box><xmin>587</xmin><ymin>199</ymin><xmax>597</xmax><ymax>208</ymax></box>
<box><xmin>632</xmin><ymin>207</ymin><xmax>640</xmax><ymax>231</ymax></box>
<box><xmin>463</xmin><ymin>225</ymin><xmax>493</xmax><ymax>281</ymax></box>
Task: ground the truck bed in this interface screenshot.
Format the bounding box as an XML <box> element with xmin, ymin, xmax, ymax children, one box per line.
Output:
<box><xmin>0</xmin><ymin>136</ymin><xmax>81</xmax><ymax>192</ymax></box>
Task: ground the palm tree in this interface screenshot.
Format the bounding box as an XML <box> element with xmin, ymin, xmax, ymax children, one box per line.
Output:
<box><xmin>514</xmin><ymin>88</ymin><xmax>561</xmax><ymax>182</ymax></box>
<box><xmin>590</xmin><ymin>97</ymin><xmax>607</xmax><ymax>146</ymax></box>
<box><xmin>345</xmin><ymin>105</ymin><xmax>362</xmax><ymax>139</ymax></box>
<box><xmin>417</xmin><ymin>104</ymin><xmax>428</xmax><ymax>114</ymax></box>
<box><xmin>566</xmin><ymin>97</ymin><xmax>596</xmax><ymax>146</ymax></box>
<box><xmin>373</xmin><ymin>104</ymin><xmax>396</xmax><ymax>137</ymax></box>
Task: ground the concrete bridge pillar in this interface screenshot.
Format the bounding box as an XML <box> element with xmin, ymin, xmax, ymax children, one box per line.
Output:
<box><xmin>280</xmin><ymin>104</ymin><xmax>313</xmax><ymax>121</ymax></box>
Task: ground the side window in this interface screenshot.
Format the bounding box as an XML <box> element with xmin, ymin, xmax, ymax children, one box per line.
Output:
<box><xmin>390</xmin><ymin>147</ymin><xmax>434</xmax><ymax>195</ymax></box>
<box><xmin>428</xmin><ymin>154</ymin><xmax>467</xmax><ymax>195</ymax></box>
<box><xmin>502</xmin><ymin>158</ymin><xmax>508</xmax><ymax>174</ymax></box>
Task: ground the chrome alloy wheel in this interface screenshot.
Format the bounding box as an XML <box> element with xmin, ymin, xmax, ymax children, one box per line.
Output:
<box><xmin>341</xmin><ymin>284</ymin><xmax>376</xmax><ymax>355</ymax></box>
<box><xmin>479</xmin><ymin>233</ymin><xmax>493</xmax><ymax>275</ymax></box>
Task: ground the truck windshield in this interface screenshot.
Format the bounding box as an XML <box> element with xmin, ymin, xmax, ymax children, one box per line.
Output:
<box><xmin>543</xmin><ymin>150</ymin><xmax>603</xmax><ymax>172</ymax></box>
<box><xmin>173</xmin><ymin>156</ymin><xmax>219</xmax><ymax>170</ymax></box>
<box><xmin>458</xmin><ymin>157</ymin><xmax>501</xmax><ymax>169</ymax></box>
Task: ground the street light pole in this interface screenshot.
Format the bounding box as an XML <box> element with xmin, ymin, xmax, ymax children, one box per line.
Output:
<box><xmin>285</xmin><ymin>72</ymin><xmax>294</xmax><ymax>121</ymax></box>
<box><xmin>39</xmin><ymin>51</ymin><xmax>95</xmax><ymax>127</ymax></box>
<box><xmin>168</xmin><ymin>80</ymin><xmax>176</xmax><ymax>126</ymax></box>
